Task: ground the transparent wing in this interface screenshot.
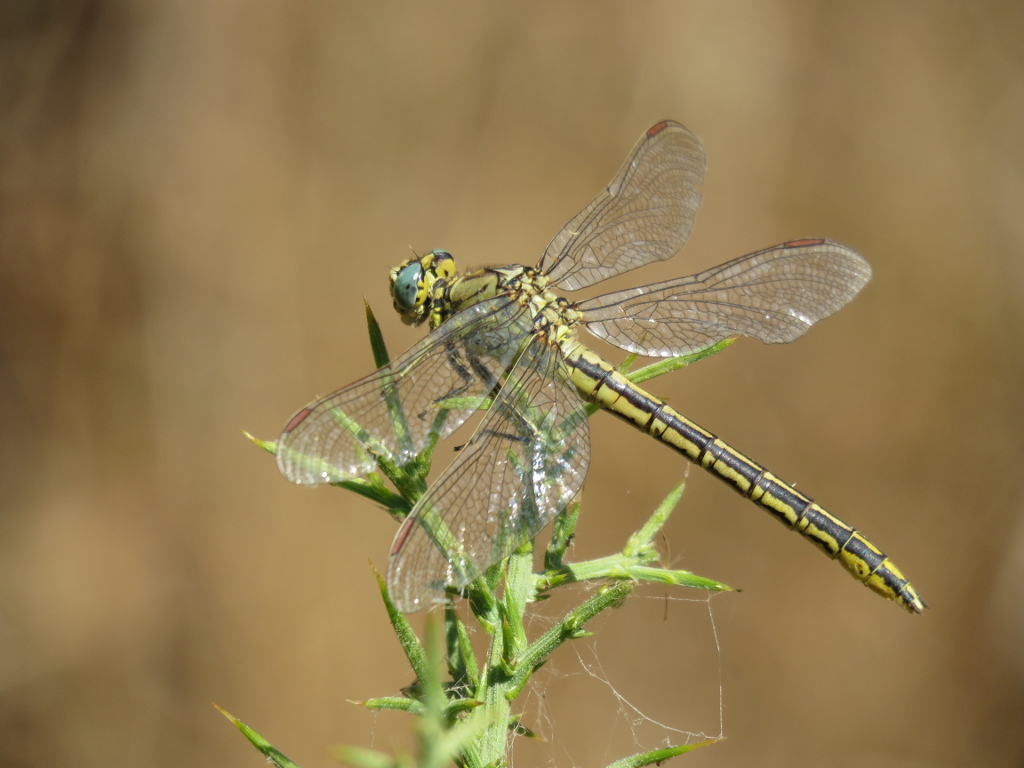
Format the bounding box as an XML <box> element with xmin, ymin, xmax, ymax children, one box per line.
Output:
<box><xmin>576</xmin><ymin>239</ymin><xmax>872</xmax><ymax>357</ymax></box>
<box><xmin>277</xmin><ymin>296</ymin><xmax>533</xmax><ymax>485</ymax></box>
<box><xmin>386</xmin><ymin>339</ymin><xmax>590</xmax><ymax>613</ymax></box>
<box><xmin>536</xmin><ymin>121</ymin><xmax>706</xmax><ymax>291</ymax></box>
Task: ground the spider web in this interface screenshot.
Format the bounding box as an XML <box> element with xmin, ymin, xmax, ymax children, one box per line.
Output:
<box><xmin>504</xmin><ymin>585</ymin><xmax>727</xmax><ymax>768</ymax></box>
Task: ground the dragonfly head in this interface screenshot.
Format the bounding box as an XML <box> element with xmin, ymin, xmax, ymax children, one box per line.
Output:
<box><xmin>389</xmin><ymin>250</ymin><xmax>457</xmax><ymax>325</ymax></box>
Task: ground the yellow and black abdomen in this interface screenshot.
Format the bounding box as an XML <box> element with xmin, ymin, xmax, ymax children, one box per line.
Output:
<box><xmin>565</xmin><ymin>345</ymin><xmax>925</xmax><ymax>614</ymax></box>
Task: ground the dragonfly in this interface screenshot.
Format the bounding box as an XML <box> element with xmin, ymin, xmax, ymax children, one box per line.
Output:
<box><xmin>276</xmin><ymin>120</ymin><xmax>925</xmax><ymax>615</ymax></box>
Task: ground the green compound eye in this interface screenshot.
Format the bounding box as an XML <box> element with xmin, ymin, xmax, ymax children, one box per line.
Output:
<box><xmin>393</xmin><ymin>263</ymin><xmax>423</xmax><ymax>311</ymax></box>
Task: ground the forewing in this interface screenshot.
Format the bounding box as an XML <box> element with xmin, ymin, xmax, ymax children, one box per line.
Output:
<box><xmin>386</xmin><ymin>340</ymin><xmax>590</xmax><ymax>613</ymax></box>
<box><xmin>577</xmin><ymin>239</ymin><xmax>872</xmax><ymax>357</ymax></box>
<box><xmin>277</xmin><ymin>296</ymin><xmax>532</xmax><ymax>485</ymax></box>
<box><xmin>536</xmin><ymin>121</ymin><xmax>706</xmax><ymax>291</ymax></box>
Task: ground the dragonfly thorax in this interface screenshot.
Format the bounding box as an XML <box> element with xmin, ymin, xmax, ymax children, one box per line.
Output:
<box><xmin>519</xmin><ymin>273</ymin><xmax>581</xmax><ymax>351</ymax></box>
<box><xmin>439</xmin><ymin>263</ymin><xmax>580</xmax><ymax>344</ymax></box>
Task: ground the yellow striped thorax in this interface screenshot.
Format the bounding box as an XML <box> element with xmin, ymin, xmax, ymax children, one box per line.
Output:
<box><xmin>389</xmin><ymin>252</ymin><xmax>582</xmax><ymax>346</ymax></box>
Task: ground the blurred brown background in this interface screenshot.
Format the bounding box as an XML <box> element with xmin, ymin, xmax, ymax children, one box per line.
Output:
<box><xmin>3</xmin><ymin>2</ymin><xmax>1023</xmax><ymax>766</ymax></box>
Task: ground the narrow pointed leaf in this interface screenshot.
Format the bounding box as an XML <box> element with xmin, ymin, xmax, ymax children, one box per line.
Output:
<box><xmin>364</xmin><ymin>301</ymin><xmax>392</xmax><ymax>368</ymax></box>
<box><xmin>625</xmin><ymin>476</ymin><xmax>688</xmax><ymax>555</ymax></box>
<box><xmin>373</xmin><ymin>566</ymin><xmax>431</xmax><ymax>686</ymax></box>
<box><xmin>214</xmin><ymin>704</ymin><xmax>304</xmax><ymax>768</ymax></box>
<box><xmin>625</xmin><ymin>339</ymin><xmax>735</xmax><ymax>385</ymax></box>
<box><xmin>605</xmin><ymin>739</ymin><xmax>719</xmax><ymax>768</ymax></box>
<box><xmin>362</xmin><ymin>697</ymin><xmax>423</xmax><ymax>713</ymax></box>
<box><xmin>627</xmin><ymin>565</ymin><xmax>732</xmax><ymax>591</ymax></box>
<box><xmin>242</xmin><ymin>430</ymin><xmax>277</xmax><ymax>455</ymax></box>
